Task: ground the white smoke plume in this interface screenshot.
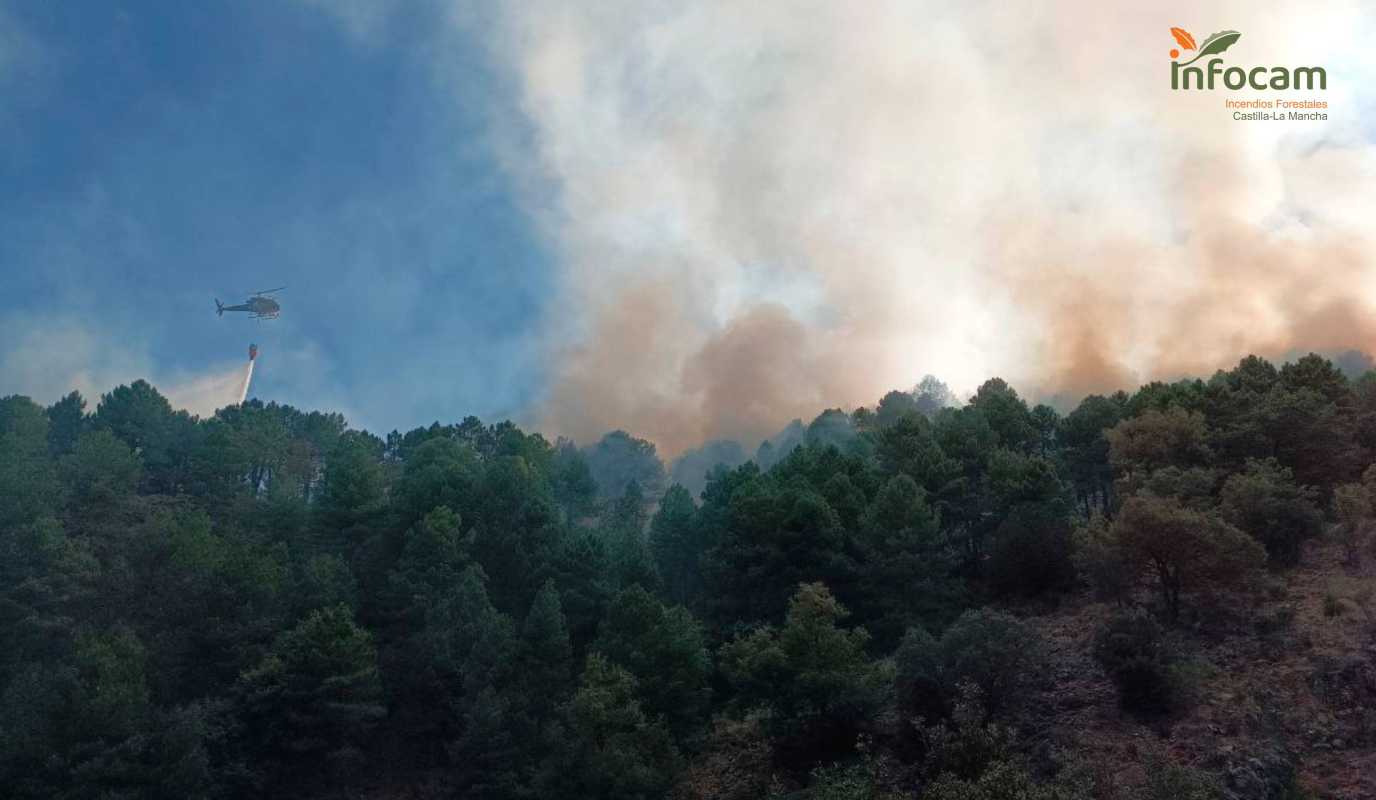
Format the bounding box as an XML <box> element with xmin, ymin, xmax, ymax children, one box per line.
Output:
<box><xmin>0</xmin><ymin>315</ymin><xmax>252</xmax><ymax>418</ymax></box>
<box><xmin>473</xmin><ymin>0</ymin><xmax>1376</xmax><ymax>455</ymax></box>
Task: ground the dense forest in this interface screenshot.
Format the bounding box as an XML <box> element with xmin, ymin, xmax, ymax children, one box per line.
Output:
<box><xmin>3</xmin><ymin>353</ymin><xmax>1376</xmax><ymax>799</ymax></box>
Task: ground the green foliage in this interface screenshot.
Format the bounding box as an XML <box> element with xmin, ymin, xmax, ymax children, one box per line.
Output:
<box><xmin>1330</xmin><ymin>482</ymin><xmax>1371</xmax><ymax>564</ymax></box>
<box><xmin>916</xmin><ymin>683</ymin><xmax>1018</xmax><ymax>781</ymax></box>
<box><xmin>314</xmin><ymin>430</ymin><xmax>387</xmax><ymax>544</ymax></box>
<box><xmin>927</xmin><ymin>408</ymin><xmax>1002</xmax><ymax>572</ymax></box>
<box><xmin>552</xmin><ymin>529</ymin><xmax>616</xmax><ymax>651</ymax></box>
<box><xmin>61</xmin><ymin>428</ymin><xmax>142</xmax><ymax>507</ymax></box>
<box><xmin>1138</xmin><ymin>465</ymin><xmax>1220</xmax><ymax>510</ymax></box>
<box><xmin>896</xmin><ymin>609</ymin><xmax>1045</xmax><ymax>721</ymax></box>
<box><xmin>551</xmin><ymin>437</ymin><xmax>599</xmax><ymax>520</ymax></box>
<box><xmin>824</xmin><ymin>471</ymin><xmax>871</xmax><ymax>531</ymax></box>
<box><xmin>94</xmin><ymin>380</ymin><xmax>196</xmax><ymax>493</ymax></box>
<box><xmin>0</xmin><ymin>396</ymin><xmax>65</xmax><ymax>528</ymax></box>
<box><xmin>939</xmin><ymin>610</ymin><xmax>1044</xmax><ymax>717</ymax></box>
<box><xmin>1058</xmin><ymin>394</ymin><xmax>1122</xmax><ymax>516</ymax></box>
<box><xmin>606</xmin><ymin>481</ymin><xmax>662</xmax><ymax>593</ymax></box>
<box><xmin>984</xmin><ymin>453</ymin><xmax>1074</xmax><ymax>598</ymax></box>
<box><xmin>1219</xmin><ymin>458</ymin><xmax>1322</xmax><ymax>567</ymax></box>
<box><xmin>0</xmin><ymin>514</ymin><xmax>72</xmax><ymax>588</ymax></box>
<box><xmin>0</xmin><ymin>517</ymin><xmax>101</xmax><ymax>686</ymax></box>
<box><xmin>1126</xmin><ymin>378</ymin><xmax>1207</xmax><ymax>418</ymax></box>
<box><xmin>74</xmin><ymin>625</ymin><xmax>152</xmax><ymax>740</ymax></box>
<box><xmin>388</xmin><ymin>505</ymin><xmax>471</xmax><ymax>617</ymax></box>
<box><xmin>434</xmin><ymin>580</ymin><xmax>578</xmax><ymax>797</ymax></box>
<box><xmin>521</xmin><ymin>580</ymin><xmax>575</xmax><ymax>707</ymax></box>
<box><xmin>1280</xmin><ymin>353</ymin><xmax>1350</xmax><ymax>404</ymax></box>
<box><xmin>651</xmin><ymin>483</ymin><xmax>704</xmax><ymax>605</ymax></box>
<box><xmin>1029</xmin><ymin>404</ymin><xmax>1059</xmax><ymax>456</ymax></box>
<box><xmin>873</xmin><ymin>413</ymin><xmax>955</xmax><ymax>495</ymax></box>
<box><xmin>594</xmin><ymin>585</ymin><xmax>711</xmax><ymax>740</ymax></box>
<box><xmin>1106</xmin><ymin>407</ymin><xmax>1212</xmax><ymax>490</ymax></box>
<box><xmin>46</xmin><ymin>390</ymin><xmax>87</xmax><ymax>457</ymax></box>
<box><xmin>0</xmin><ymin>629</ymin><xmax>225</xmax><ymax>800</ymax></box>
<box><xmin>894</xmin><ymin>626</ymin><xmax>945</xmax><ymax>723</ymax></box>
<box><xmin>382</xmin><ymin>563</ymin><xmax>515</xmax><ymax>756</ymax></box>
<box><xmin>548</xmin><ymin>654</ymin><xmax>682</xmax><ymax>800</ymax></box>
<box><xmin>875</xmin><ymin>389</ymin><xmax>922</xmax><ymax>429</ymax></box>
<box><xmin>912</xmin><ymin>683</ymin><xmax>1100</xmax><ymax>799</ymax></box>
<box><xmin>393</xmin><ymin>436</ymin><xmax>481</xmax><ymax>524</ymax></box>
<box><xmin>294</xmin><ymin>553</ymin><xmax>358</xmax><ymax>613</ymax></box>
<box><xmin>1092</xmin><ymin>610</ymin><xmax>1179</xmax><ymax>716</ymax></box>
<box><xmin>863</xmin><ymin>474</ymin><xmax>937</xmax><ymax>537</ymax></box>
<box><xmin>807</xmin><ymin>408</ymin><xmax>861</xmax><ymax>452</ymax></box>
<box><xmin>1253</xmin><ymin>382</ymin><xmax>1362</xmax><ymax>491</ymax></box>
<box><xmin>722</xmin><ymin>583</ymin><xmax>891</xmax><ymax>766</ymax></box>
<box><xmin>932</xmin><ymin>406</ymin><xmax>998</xmax><ymax>482</ymax></box>
<box><xmin>472</xmin><ymin>465</ymin><xmax>556</xmax><ymax>599</ymax></box>
<box><xmin>239</xmin><ymin>605</ymin><xmax>385</xmax><ymax>787</ymax></box>
<box><xmin>1110</xmin><ymin>495</ymin><xmax>1265</xmax><ymax>623</ymax></box>
<box><xmin>5</xmin><ymin>364</ymin><xmax>1364</xmax><ymax>797</ymax></box>
<box><xmin>449</xmin><ymin>686</ymin><xmax>525</xmax><ymax>799</ymax></box>
<box><xmin>124</xmin><ymin>510</ymin><xmax>286</xmax><ymax>702</ymax></box>
<box><xmin>704</xmin><ymin>476</ymin><xmax>855</xmax><ymax>625</ymax></box>
<box><xmin>970</xmin><ymin>379</ymin><xmax>1039</xmax><ymax>453</ymax></box>
<box><xmin>987</xmin><ymin>509</ymin><xmax>1075</xmax><ymax>598</ymax></box>
<box><xmin>1073</xmin><ymin>514</ymin><xmax>1134</xmax><ymax>605</ymax></box>
<box><xmin>423</xmin><ymin>566</ymin><xmax>518</xmax><ymax>691</ymax></box>
<box><xmin>583</xmin><ymin>429</ymin><xmax>667</xmax><ymax>500</ymax></box>
<box><xmin>856</xmin><ymin>474</ymin><xmax>962</xmax><ymax>644</ymax></box>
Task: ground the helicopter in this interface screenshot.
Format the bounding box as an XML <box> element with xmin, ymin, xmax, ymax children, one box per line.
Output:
<box><xmin>216</xmin><ymin>287</ymin><xmax>285</xmax><ymax>320</ymax></box>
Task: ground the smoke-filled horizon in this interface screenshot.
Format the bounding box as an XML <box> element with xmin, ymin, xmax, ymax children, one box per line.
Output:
<box><xmin>481</xmin><ymin>1</ymin><xmax>1376</xmax><ymax>457</ymax></box>
<box><xmin>4</xmin><ymin>2</ymin><xmax>1376</xmax><ymax>458</ymax></box>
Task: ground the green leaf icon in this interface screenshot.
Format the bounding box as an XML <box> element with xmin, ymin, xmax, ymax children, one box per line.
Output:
<box><xmin>1180</xmin><ymin>30</ymin><xmax>1241</xmax><ymax>66</ymax></box>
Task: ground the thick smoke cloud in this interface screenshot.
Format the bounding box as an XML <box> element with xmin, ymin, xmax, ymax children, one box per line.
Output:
<box><xmin>481</xmin><ymin>0</ymin><xmax>1376</xmax><ymax>455</ymax></box>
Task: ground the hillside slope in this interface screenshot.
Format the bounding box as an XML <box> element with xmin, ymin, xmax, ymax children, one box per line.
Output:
<box><xmin>1024</xmin><ymin>537</ymin><xmax>1375</xmax><ymax>799</ymax></box>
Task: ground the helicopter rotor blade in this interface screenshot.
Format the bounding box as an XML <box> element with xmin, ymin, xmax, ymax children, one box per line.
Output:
<box><xmin>250</xmin><ymin>286</ymin><xmax>287</xmax><ymax>295</ymax></box>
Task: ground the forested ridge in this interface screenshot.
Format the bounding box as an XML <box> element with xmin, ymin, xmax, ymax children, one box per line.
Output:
<box><xmin>4</xmin><ymin>353</ymin><xmax>1376</xmax><ymax>799</ymax></box>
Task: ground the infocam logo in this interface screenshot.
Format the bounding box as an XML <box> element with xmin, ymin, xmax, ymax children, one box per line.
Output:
<box><xmin>1168</xmin><ymin>27</ymin><xmax>1326</xmax><ymax>91</ymax></box>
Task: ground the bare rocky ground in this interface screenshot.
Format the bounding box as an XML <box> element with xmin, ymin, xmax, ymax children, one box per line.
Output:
<box><xmin>1024</xmin><ymin>537</ymin><xmax>1376</xmax><ymax>799</ymax></box>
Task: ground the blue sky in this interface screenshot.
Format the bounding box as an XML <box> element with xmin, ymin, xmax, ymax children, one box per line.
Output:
<box><xmin>5</xmin><ymin>2</ymin><xmax>1375</xmax><ymax>452</ymax></box>
<box><xmin>1</xmin><ymin>1</ymin><xmax>549</xmax><ymax>433</ymax></box>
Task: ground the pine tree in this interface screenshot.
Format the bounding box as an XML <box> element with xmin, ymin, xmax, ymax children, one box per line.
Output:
<box><xmin>45</xmin><ymin>391</ymin><xmax>86</xmax><ymax>457</ymax></box>
<box><xmin>388</xmin><ymin>506</ymin><xmax>470</xmax><ymax>620</ymax></box>
<box><xmin>594</xmin><ymin>586</ymin><xmax>711</xmax><ymax>742</ymax></box>
<box><xmin>545</xmin><ymin>654</ymin><xmax>681</xmax><ymax>800</ymax></box>
<box><xmin>649</xmin><ymin>484</ymin><xmax>700</xmax><ymax>605</ymax></box>
<box><xmin>521</xmin><ymin>581</ymin><xmax>574</xmax><ymax>705</ymax></box>
<box><xmin>0</xmin><ymin>397</ymin><xmax>64</xmax><ymax>528</ymax></box>
<box><xmin>552</xmin><ymin>531</ymin><xmax>615</xmax><ymax>652</ymax></box>
<box><xmin>238</xmin><ymin>606</ymin><xmax>385</xmax><ymax>789</ymax></box>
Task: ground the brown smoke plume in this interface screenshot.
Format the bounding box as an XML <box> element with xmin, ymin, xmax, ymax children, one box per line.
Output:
<box><xmin>486</xmin><ymin>0</ymin><xmax>1376</xmax><ymax>455</ymax></box>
